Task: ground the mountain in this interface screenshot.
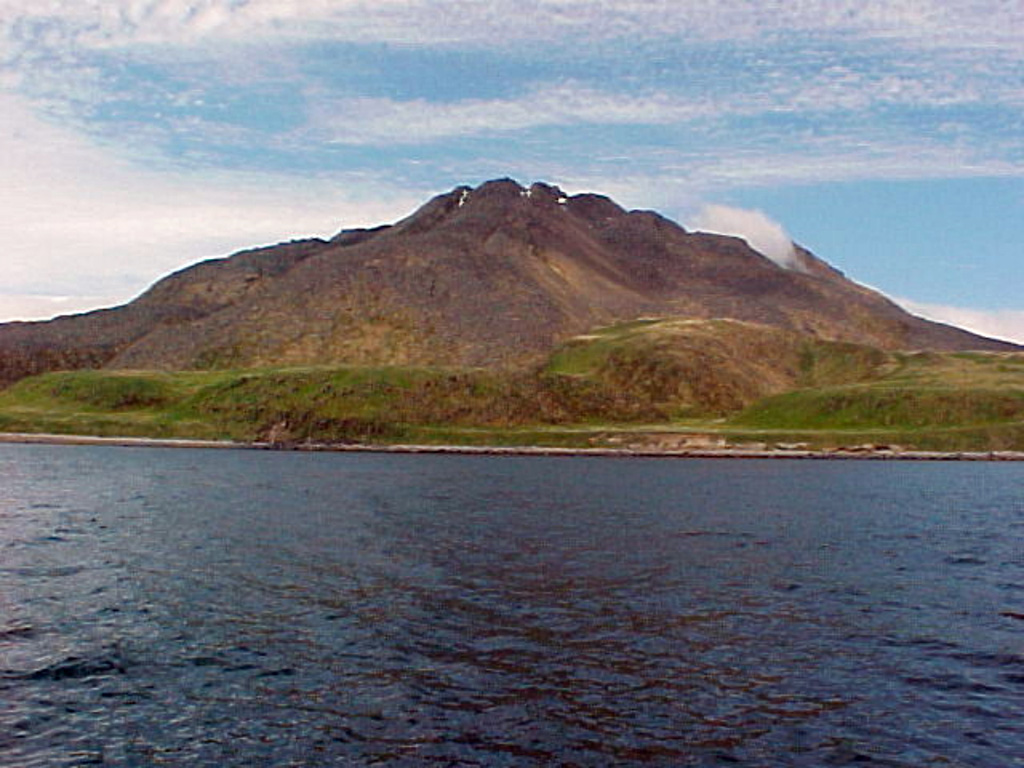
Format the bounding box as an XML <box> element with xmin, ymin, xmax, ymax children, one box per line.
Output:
<box><xmin>0</xmin><ymin>178</ymin><xmax>1016</xmax><ymax>386</ymax></box>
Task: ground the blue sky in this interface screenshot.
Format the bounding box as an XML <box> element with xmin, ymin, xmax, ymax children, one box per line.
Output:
<box><xmin>1</xmin><ymin>1</ymin><xmax>1022</xmax><ymax>341</ymax></box>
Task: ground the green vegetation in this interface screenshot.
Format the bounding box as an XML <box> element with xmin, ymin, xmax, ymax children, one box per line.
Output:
<box><xmin>1</xmin><ymin>319</ymin><xmax>1022</xmax><ymax>452</ymax></box>
<box><xmin>729</xmin><ymin>348</ymin><xmax>1024</xmax><ymax>451</ymax></box>
<box><xmin>0</xmin><ymin>369</ymin><xmax>241</xmax><ymax>439</ymax></box>
<box><xmin>734</xmin><ymin>387</ymin><xmax>1024</xmax><ymax>430</ymax></box>
<box><xmin>0</xmin><ymin>364</ymin><xmax>659</xmax><ymax>444</ymax></box>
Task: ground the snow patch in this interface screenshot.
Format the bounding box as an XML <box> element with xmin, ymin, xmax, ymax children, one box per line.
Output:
<box><xmin>458</xmin><ymin>189</ymin><xmax>470</xmax><ymax>208</ymax></box>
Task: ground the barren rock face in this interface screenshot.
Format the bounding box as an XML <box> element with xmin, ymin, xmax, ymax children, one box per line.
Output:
<box><xmin>0</xmin><ymin>179</ymin><xmax>1016</xmax><ymax>385</ymax></box>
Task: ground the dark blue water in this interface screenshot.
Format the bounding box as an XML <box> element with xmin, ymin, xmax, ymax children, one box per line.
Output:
<box><xmin>1</xmin><ymin>445</ymin><xmax>1022</xmax><ymax>766</ymax></box>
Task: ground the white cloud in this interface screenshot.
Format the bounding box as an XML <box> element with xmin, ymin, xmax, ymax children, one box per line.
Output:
<box><xmin>3</xmin><ymin>0</ymin><xmax>1020</xmax><ymax>50</ymax></box>
<box><xmin>311</xmin><ymin>83</ymin><xmax>717</xmax><ymax>145</ymax></box>
<box><xmin>306</xmin><ymin>70</ymin><xmax>1022</xmax><ymax>154</ymax></box>
<box><xmin>686</xmin><ymin>141</ymin><xmax>1023</xmax><ymax>190</ymax></box>
<box><xmin>689</xmin><ymin>204</ymin><xmax>799</xmax><ymax>269</ymax></box>
<box><xmin>5</xmin><ymin>0</ymin><xmax>1023</xmax><ymax>181</ymax></box>
<box><xmin>0</xmin><ymin>91</ymin><xmax>425</xmax><ymax>320</ymax></box>
<box><xmin>895</xmin><ymin>297</ymin><xmax>1024</xmax><ymax>345</ymax></box>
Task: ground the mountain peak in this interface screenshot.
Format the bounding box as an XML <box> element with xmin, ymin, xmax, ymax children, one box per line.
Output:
<box><xmin>473</xmin><ymin>177</ymin><xmax>525</xmax><ymax>198</ymax></box>
<box><xmin>405</xmin><ymin>178</ymin><xmax>630</xmax><ymax>232</ymax></box>
<box><xmin>449</xmin><ymin>178</ymin><xmax>568</xmax><ymax>209</ymax></box>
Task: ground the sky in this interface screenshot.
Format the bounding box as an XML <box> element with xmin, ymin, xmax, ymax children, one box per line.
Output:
<box><xmin>1</xmin><ymin>0</ymin><xmax>1022</xmax><ymax>342</ymax></box>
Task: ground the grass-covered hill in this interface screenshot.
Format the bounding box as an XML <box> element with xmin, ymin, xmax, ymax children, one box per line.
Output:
<box><xmin>2</xmin><ymin>319</ymin><xmax>1022</xmax><ymax>452</ymax></box>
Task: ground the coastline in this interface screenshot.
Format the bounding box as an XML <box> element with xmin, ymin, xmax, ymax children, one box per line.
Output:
<box><xmin>1</xmin><ymin>431</ymin><xmax>1022</xmax><ymax>461</ymax></box>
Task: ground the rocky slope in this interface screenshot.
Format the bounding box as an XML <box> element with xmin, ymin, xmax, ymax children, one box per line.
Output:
<box><xmin>0</xmin><ymin>179</ymin><xmax>1016</xmax><ymax>385</ymax></box>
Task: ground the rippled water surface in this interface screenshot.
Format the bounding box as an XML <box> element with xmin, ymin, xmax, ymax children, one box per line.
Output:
<box><xmin>1</xmin><ymin>445</ymin><xmax>1023</xmax><ymax>766</ymax></box>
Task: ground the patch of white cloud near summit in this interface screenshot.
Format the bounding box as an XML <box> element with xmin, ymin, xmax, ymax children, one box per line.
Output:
<box><xmin>690</xmin><ymin>205</ymin><xmax>799</xmax><ymax>270</ymax></box>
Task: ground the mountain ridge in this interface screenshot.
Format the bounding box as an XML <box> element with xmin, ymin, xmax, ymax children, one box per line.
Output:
<box><xmin>0</xmin><ymin>178</ymin><xmax>1016</xmax><ymax>386</ymax></box>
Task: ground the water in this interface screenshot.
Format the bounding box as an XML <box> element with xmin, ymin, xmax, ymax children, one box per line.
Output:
<box><xmin>1</xmin><ymin>445</ymin><xmax>1022</xmax><ymax>766</ymax></box>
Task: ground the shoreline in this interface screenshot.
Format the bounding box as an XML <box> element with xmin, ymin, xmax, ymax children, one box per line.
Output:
<box><xmin>1</xmin><ymin>431</ymin><xmax>1022</xmax><ymax>461</ymax></box>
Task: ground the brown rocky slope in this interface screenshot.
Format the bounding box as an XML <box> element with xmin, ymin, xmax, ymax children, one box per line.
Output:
<box><xmin>0</xmin><ymin>179</ymin><xmax>1016</xmax><ymax>386</ymax></box>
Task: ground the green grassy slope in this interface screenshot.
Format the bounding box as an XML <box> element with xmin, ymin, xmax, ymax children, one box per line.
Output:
<box><xmin>729</xmin><ymin>350</ymin><xmax>1024</xmax><ymax>451</ymax></box>
<box><xmin>0</xmin><ymin>370</ymin><xmax>239</xmax><ymax>439</ymax></box>
<box><xmin>1</xmin><ymin>320</ymin><xmax>1022</xmax><ymax>451</ymax></box>
<box><xmin>0</xmin><ymin>365</ymin><xmax>660</xmax><ymax>444</ymax></box>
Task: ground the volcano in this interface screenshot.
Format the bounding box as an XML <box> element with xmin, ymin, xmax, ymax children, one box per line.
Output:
<box><xmin>0</xmin><ymin>178</ymin><xmax>1015</xmax><ymax>387</ymax></box>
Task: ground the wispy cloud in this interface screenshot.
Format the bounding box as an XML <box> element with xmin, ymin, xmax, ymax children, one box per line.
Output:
<box><xmin>308</xmin><ymin>83</ymin><xmax>720</xmax><ymax>145</ymax></box>
<box><xmin>5</xmin><ymin>1</ymin><xmax>1022</xmax><ymax>185</ymax></box>
<box><xmin>4</xmin><ymin>1</ymin><xmax>1021</xmax><ymax>49</ymax></box>
<box><xmin>307</xmin><ymin>64</ymin><xmax>1014</xmax><ymax>147</ymax></box>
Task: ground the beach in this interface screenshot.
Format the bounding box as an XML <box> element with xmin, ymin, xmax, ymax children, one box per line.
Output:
<box><xmin>2</xmin><ymin>431</ymin><xmax>1022</xmax><ymax>460</ymax></box>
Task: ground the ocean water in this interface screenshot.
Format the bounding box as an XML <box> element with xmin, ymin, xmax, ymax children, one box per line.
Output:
<box><xmin>1</xmin><ymin>444</ymin><xmax>1022</xmax><ymax>766</ymax></box>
